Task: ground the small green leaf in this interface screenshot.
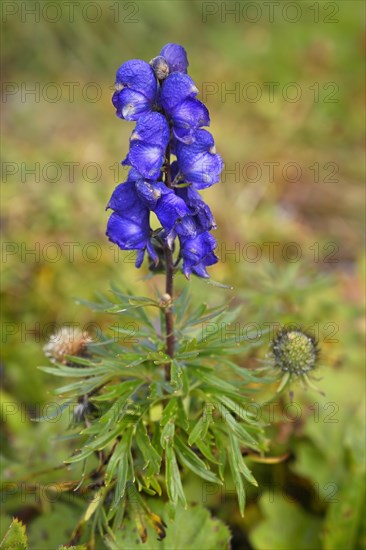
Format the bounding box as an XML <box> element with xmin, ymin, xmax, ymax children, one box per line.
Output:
<box><xmin>165</xmin><ymin>445</ymin><xmax>186</xmax><ymax>508</ymax></box>
<box><xmin>160</xmin><ymin>398</ymin><xmax>177</xmax><ymax>427</ymax></box>
<box><xmin>228</xmin><ymin>445</ymin><xmax>246</xmax><ymax>517</ymax></box>
<box><xmin>229</xmin><ymin>432</ymin><xmax>258</xmax><ymax>486</ymax></box>
<box><xmin>160</xmin><ymin>421</ymin><xmax>175</xmax><ymax>449</ymax></box>
<box><xmin>175</xmin><ymin>435</ymin><xmax>222</xmax><ymax>485</ymax></box>
<box><xmin>135</xmin><ymin>421</ymin><xmax>162</xmax><ymax>477</ymax></box>
<box><xmin>0</xmin><ymin>518</ymin><xmax>28</xmax><ymax>549</ymax></box>
<box><xmin>170</xmin><ymin>360</ymin><xmax>183</xmax><ymax>390</ymax></box>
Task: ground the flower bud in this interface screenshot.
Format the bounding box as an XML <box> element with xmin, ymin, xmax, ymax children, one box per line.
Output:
<box><xmin>150</xmin><ymin>56</ymin><xmax>169</xmax><ymax>81</ymax></box>
<box><xmin>272</xmin><ymin>329</ymin><xmax>318</xmax><ymax>376</ymax></box>
<box><xmin>159</xmin><ymin>293</ymin><xmax>172</xmax><ymax>308</ymax></box>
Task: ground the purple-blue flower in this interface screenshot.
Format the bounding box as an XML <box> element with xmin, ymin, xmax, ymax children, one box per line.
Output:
<box><xmin>175</xmin><ymin>130</ymin><xmax>223</xmax><ymax>189</ymax></box>
<box><xmin>122</xmin><ymin>112</ymin><xmax>170</xmax><ymax>179</ymax></box>
<box><xmin>160</xmin><ymin>73</ymin><xmax>210</xmax><ymax>144</ymax></box>
<box><xmin>160</xmin><ymin>43</ymin><xmax>189</xmax><ymax>74</ymax></box>
<box><xmin>112</xmin><ymin>60</ymin><xmax>158</xmax><ymax>121</ymax></box>
<box><xmin>176</xmin><ymin>185</ymin><xmax>216</xmax><ymax>233</ymax></box>
<box><xmin>106</xmin><ymin>176</ymin><xmax>157</xmax><ymax>268</ymax></box>
<box><xmin>180</xmin><ymin>232</ymin><xmax>218</xmax><ymax>278</ymax></box>
<box><xmin>107</xmin><ymin>43</ymin><xmax>223</xmax><ymax>278</ymax></box>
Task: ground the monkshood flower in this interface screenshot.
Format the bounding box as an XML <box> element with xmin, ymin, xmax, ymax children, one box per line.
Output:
<box><xmin>112</xmin><ymin>46</ymin><xmax>209</xmax><ymax>144</ymax></box>
<box><xmin>180</xmin><ymin>232</ymin><xmax>218</xmax><ymax>278</ymax></box>
<box><xmin>107</xmin><ymin>43</ymin><xmax>223</xmax><ymax>278</ymax></box>
<box><xmin>175</xmin><ymin>129</ymin><xmax>223</xmax><ymax>188</ymax></box>
<box><xmin>122</xmin><ymin>112</ymin><xmax>170</xmax><ymax>179</ymax></box>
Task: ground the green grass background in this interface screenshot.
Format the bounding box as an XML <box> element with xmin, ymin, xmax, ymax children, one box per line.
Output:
<box><xmin>1</xmin><ymin>1</ymin><xmax>365</xmax><ymax>548</ymax></box>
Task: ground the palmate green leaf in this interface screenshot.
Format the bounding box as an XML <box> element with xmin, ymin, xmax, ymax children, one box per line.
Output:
<box><xmin>104</xmin><ymin>502</ymin><xmax>230</xmax><ymax>549</ymax></box>
<box><xmin>165</xmin><ymin>445</ymin><xmax>186</xmax><ymax>508</ymax></box>
<box><xmin>135</xmin><ymin>421</ymin><xmax>162</xmax><ymax>477</ymax></box>
<box><xmin>0</xmin><ymin>518</ymin><xmax>28</xmax><ymax>549</ymax></box>
<box><xmin>250</xmin><ymin>494</ymin><xmax>322</xmax><ymax>549</ymax></box>
<box><xmin>174</xmin><ymin>435</ymin><xmax>222</xmax><ymax>485</ymax></box>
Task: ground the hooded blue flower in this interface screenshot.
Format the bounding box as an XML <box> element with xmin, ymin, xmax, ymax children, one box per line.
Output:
<box><xmin>160</xmin><ymin>73</ymin><xmax>210</xmax><ymax>144</ymax></box>
<box><xmin>160</xmin><ymin>43</ymin><xmax>189</xmax><ymax>74</ymax></box>
<box><xmin>135</xmin><ymin>180</ymin><xmax>194</xmax><ymax>241</ymax></box>
<box><xmin>175</xmin><ymin>129</ymin><xmax>223</xmax><ymax>189</ymax></box>
<box><xmin>175</xmin><ymin>185</ymin><xmax>216</xmax><ymax>233</ymax></box>
<box><xmin>122</xmin><ymin>112</ymin><xmax>170</xmax><ymax>179</ymax></box>
<box><xmin>106</xmin><ymin>176</ymin><xmax>157</xmax><ymax>268</ymax></box>
<box><xmin>180</xmin><ymin>232</ymin><xmax>218</xmax><ymax>278</ymax></box>
<box><xmin>112</xmin><ymin>60</ymin><xmax>158</xmax><ymax>121</ymax></box>
<box><xmin>112</xmin><ymin>53</ymin><xmax>209</xmax><ymax>145</ymax></box>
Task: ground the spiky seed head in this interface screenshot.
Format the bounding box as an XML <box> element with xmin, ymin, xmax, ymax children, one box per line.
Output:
<box><xmin>272</xmin><ymin>329</ymin><xmax>319</xmax><ymax>376</ymax></box>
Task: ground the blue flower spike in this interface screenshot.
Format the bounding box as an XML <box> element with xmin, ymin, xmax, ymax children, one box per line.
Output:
<box><xmin>107</xmin><ymin>43</ymin><xmax>224</xmax><ymax>278</ymax></box>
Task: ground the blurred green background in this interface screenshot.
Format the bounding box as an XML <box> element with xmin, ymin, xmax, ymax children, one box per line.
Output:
<box><xmin>1</xmin><ymin>1</ymin><xmax>365</xmax><ymax>548</ymax></box>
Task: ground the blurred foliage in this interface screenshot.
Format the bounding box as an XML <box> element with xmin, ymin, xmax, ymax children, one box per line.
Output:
<box><xmin>1</xmin><ymin>0</ymin><xmax>365</xmax><ymax>548</ymax></box>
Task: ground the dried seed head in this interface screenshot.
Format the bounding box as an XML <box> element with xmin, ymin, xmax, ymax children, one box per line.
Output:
<box><xmin>43</xmin><ymin>327</ymin><xmax>92</xmax><ymax>365</ymax></box>
<box><xmin>272</xmin><ymin>329</ymin><xmax>318</xmax><ymax>376</ymax></box>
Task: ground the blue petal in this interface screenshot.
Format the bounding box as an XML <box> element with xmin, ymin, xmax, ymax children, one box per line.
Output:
<box><xmin>106</xmin><ymin>211</ymin><xmax>149</xmax><ymax>250</ymax></box>
<box><xmin>176</xmin><ymin>129</ymin><xmax>223</xmax><ymax>189</ymax></box>
<box><xmin>135</xmin><ymin>180</ymin><xmax>164</xmax><ymax>209</ymax></box>
<box><xmin>115</xmin><ymin>60</ymin><xmax>157</xmax><ymax>102</ymax></box>
<box><xmin>171</xmin><ymin>98</ymin><xmax>210</xmax><ymax>144</ymax></box>
<box><xmin>160</xmin><ymin>73</ymin><xmax>198</xmax><ymax>114</ymax></box>
<box><xmin>112</xmin><ymin>88</ymin><xmax>152</xmax><ymax>121</ymax></box>
<box><xmin>176</xmin><ymin>187</ymin><xmax>216</xmax><ymax>232</ymax></box>
<box><xmin>107</xmin><ymin>180</ymin><xmax>144</xmax><ymax>217</ymax></box>
<box><xmin>180</xmin><ymin>232</ymin><xmax>218</xmax><ymax>278</ymax></box>
<box><xmin>154</xmin><ymin>191</ymin><xmax>191</xmax><ymax>234</ymax></box>
<box><xmin>126</xmin><ymin>142</ymin><xmax>165</xmax><ymax>180</ymax></box>
<box><xmin>131</xmin><ymin>112</ymin><xmax>170</xmax><ymax>149</ymax></box>
<box><xmin>160</xmin><ymin>43</ymin><xmax>189</xmax><ymax>74</ymax></box>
